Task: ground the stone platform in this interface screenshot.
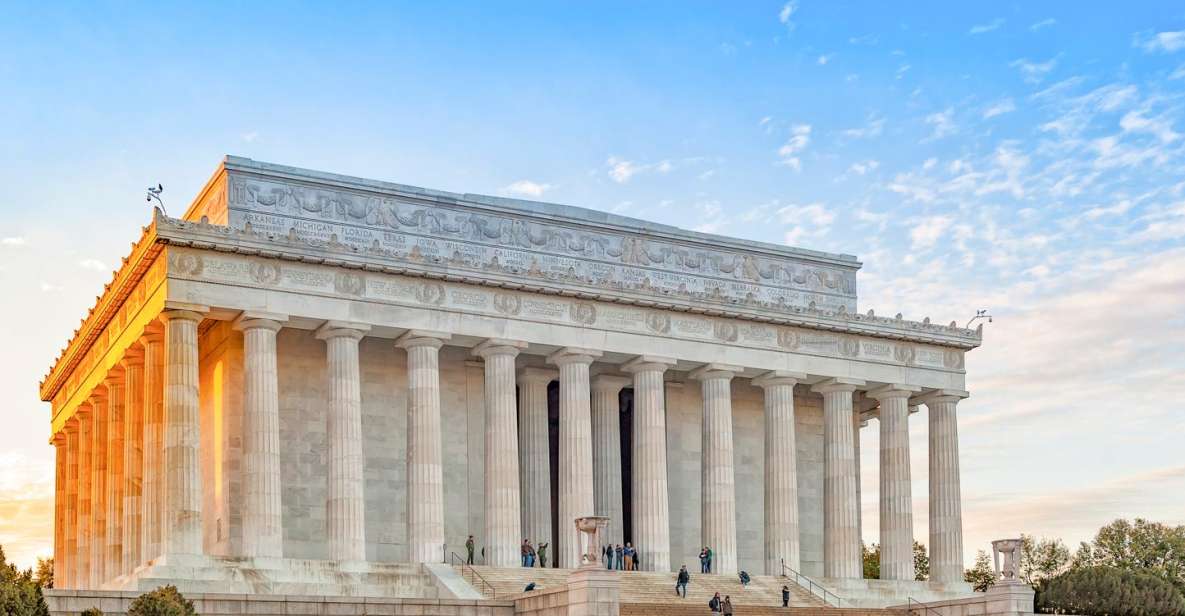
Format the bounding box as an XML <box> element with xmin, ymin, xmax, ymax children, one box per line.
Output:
<box><xmin>45</xmin><ymin>590</ymin><xmax>513</xmax><ymax>616</ymax></box>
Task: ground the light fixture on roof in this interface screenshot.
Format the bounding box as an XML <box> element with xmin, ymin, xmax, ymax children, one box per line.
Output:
<box><xmin>146</xmin><ymin>183</ymin><xmax>166</xmax><ymax>215</ymax></box>
<box><xmin>965</xmin><ymin>309</ymin><xmax>992</xmax><ymax>329</ymax></box>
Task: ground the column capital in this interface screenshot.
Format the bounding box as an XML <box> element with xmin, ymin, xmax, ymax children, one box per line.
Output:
<box><xmin>161</xmin><ymin>302</ymin><xmax>209</xmax><ymax>323</ymax></box>
<box><xmin>753</xmin><ymin>370</ymin><xmax>807</xmax><ymax>388</ymax></box>
<box><xmin>622</xmin><ymin>355</ymin><xmax>677</xmax><ymax>374</ymax></box>
<box><xmin>548</xmin><ymin>347</ymin><xmax>602</xmax><ymax>366</ymax></box>
<box><xmin>911</xmin><ymin>388</ymin><xmax>970</xmax><ymax>406</ymax></box>
<box><xmin>517</xmin><ymin>367</ymin><xmax>558</xmax><ymax>383</ymax></box>
<box><xmin>119</xmin><ymin>347</ymin><xmax>145</xmax><ymax>368</ymax></box>
<box><xmin>315</xmin><ymin>320</ymin><xmax>371</xmax><ymax>341</ymax></box>
<box><xmin>689</xmin><ymin>363</ymin><xmax>743</xmax><ymax>381</ymax></box>
<box><xmin>90</xmin><ymin>386</ymin><xmax>110</xmax><ymax>403</ymax></box>
<box><xmin>233</xmin><ymin>311</ymin><xmax>288</xmax><ymax>333</ymax></box>
<box><xmin>810</xmin><ymin>377</ymin><xmax>866</xmax><ymax>395</ymax></box>
<box><xmin>868</xmin><ymin>383</ymin><xmax>922</xmax><ymax>401</ymax></box>
<box><xmin>396</xmin><ymin>329</ymin><xmax>451</xmax><ymax>350</ymax></box>
<box><xmin>591</xmin><ymin>374</ymin><xmax>631</xmax><ymax>393</ymax></box>
<box><xmin>472</xmin><ymin>338</ymin><xmax>527</xmax><ymax>358</ymax></box>
<box><xmin>52</xmin><ymin>431</ymin><xmax>67</xmax><ymax>447</ymax></box>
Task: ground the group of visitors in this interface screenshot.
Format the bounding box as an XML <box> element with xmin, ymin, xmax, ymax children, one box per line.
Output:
<box><xmin>698</xmin><ymin>546</ymin><xmax>714</xmax><ymax>573</ymax></box>
<box><xmin>521</xmin><ymin>538</ymin><xmax>549</xmax><ymax>567</ymax></box>
<box><xmin>601</xmin><ymin>542</ymin><xmax>640</xmax><ymax>570</ymax></box>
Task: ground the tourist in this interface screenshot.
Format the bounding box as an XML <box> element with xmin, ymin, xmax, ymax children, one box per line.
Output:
<box><xmin>781</xmin><ymin>585</ymin><xmax>790</xmax><ymax>607</ymax></box>
<box><xmin>603</xmin><ymin>544</ymin><xmax>613</xmax><ymax>569</ymax></box>
<box><xmin>722</xmin><ymin>595</ymin><xmax>733</xmax><ymax>616</ymax></box>
<box><xmin>521</xmin><ymin>539</ymin><xmax>531</xmax><ymax>567</ymax></box>
<box><xmin>699</xmin><ymin>547</ymin><xmax>709</xmax><ymax>573</ymax></box>
<box><xmin>527</xmin><ymin>540</ymin><xmax>537</xmax><ymax>567</ymax></box>
<box><xmin>623</xmin><ymin>542</ymin><xmax>635</xmax><ymax>571</ymax></box>
<box><xmin>676</xmin><ymin>565</ymin><xmax>690</xmax><ymax>598</ymax></box>
<box><xmin>465</xmin><ymin>535</ymin><xmax>475</xmax><ymax>565</ymax></box>
<box><xmin>537</xmin><ymin>542</ymin><xmax>549</xmax><ymax>568</ymax></box>
<box><xmin>708</xmin><ymin>592</ymin><xmax>722</xmax><ymax>614</ymax></box>
<box><xmin>738</xmin><ymin>571</ymin><xmax>750</xmax><ymax>587</ymax></box>
<box><xmin>615</xmin><ymin>544</ymin><xmax>624</xmax><ymax>570</ymax></box>
<box><xmin>706</xmin><ymin>546</ymin><xmax>714</xmax><ymax>573</ymax></box>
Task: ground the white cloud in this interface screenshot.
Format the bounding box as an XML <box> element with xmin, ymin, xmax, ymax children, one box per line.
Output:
<box><xmin>502</xmin><ymin>180</ymin><xmax>552</xmax><ymax>197</ymax></box>
<box><xmin>1119</xmin><ymin>110</ymin><xmax>1181</xmax><ymax>143</ymax></box>
<box><xmin>841</xmin><ymin>116</ymin><xmax>885</xmax><ymax>139</ymax></box>
<box><xmin>1135</xmin><ymin>30</ymin><xmax>1185</xmax><ymax>54</ymax></box>
<box><xmin>1</xmin><ymin>236</ymin><xmax>26</xmax><ymax>246</ymax></box>
<box><xmin>969</xmin><ymin>18</ymin><xmax>1004</xmax><ymax>35</ymax></box>
<box><xmin>78</xmin><ymin>258</ymin><xmax>107</xmax><ymax>271</ymax></box>
<box><xmin>776</xmin><ymin>124</ymin><xmax>811</xmax><ymax>170</ymax></box>
<box><xmin>1029</xmin><ymin>18</ymin><xmax>1056</xmax><ymax>32</ymax></box>
<box><xmin>983</xmin><ymin>98</ymin><xmax>1016</xmax><ymax>119</ymax></box>
<box><xmin>1084</xmin><ymin>200</ymin><xmax>1134</xmax><ymax>220</ymax></box>
<box><xmin>1171</xmin><ymin>64</ymin><xmax>1185</xmax><ymax>80</ymax></box>
<box><xmin>896</xmin><ymin>63</ymin><xmax>911</xmax><ymax>79</ymax></box>
<box><xmin>39</xmin><ymin>282</ymin><xmax>62</xmax><ymax>293</ymax></box>
<box><xmin>909</xmin><ymin>215</ymin><xmax>954</xmax><ymax>250</ymax></box>
<box><xmin>241</xmin><ymin>131</ymin><xmax>259</xmax><ymax>143</ymax></box>
<box><xmin>924</xmin><ymin>108</ymin><xmax>956</xmax><ymax>140</ymax></box>
<box><xmin>778</xmin><ymin>1</ymin><xmax>797</xmax><ymax>26</ymax></box>
<box><xmin>1010</xmin><ymin>57</ymin><xmax>1058</xmax><ymax>83</ymax></box>
<box><xmin>817</xmin><ymin>54</ymin><xmax>831</xmax><ymax>65</ymax></box>
<box><xmin>605</xmin><ymin>157</ymin><xmax>675</xmax><ymax>183</ymax></box>
<box><xmin>847</xmin><ymin>160</ymin><xmax>879</xmax><ymax>175</ymax></box>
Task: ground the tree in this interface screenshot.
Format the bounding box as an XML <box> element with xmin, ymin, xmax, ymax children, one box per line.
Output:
<box><xmin>1020</xmin><ymin>534</ymin><xmax>1071</xmax><ymax>586</ymax></box>
<box><xmin>1036</xmin><ymin>566</ymin><xmax>1185</xmax><ymax>616</ymax></box>
<box><xmin>1075</xmin><ymin>518</ymin><xmax>1185</xmax><ymax>594</ymax></box>
<box><xmin>912</xmin><ymin>541</ymin><xmax>930</xmax><ymax>581</ymax></box>
<box><xmin>861</xmin><ymin>542</ymin><xmax>880</xmax><ymax>579</ymax></box>
<box><xmin>965</xmin><ymin>550</ymin><xmax>995</xmax><ymax>592</ymax></box>
<box><xmin>80</xmin><ymin>608</ymin><xmax>104</xmax><ymax>616</ymax></box>
<box><xmin>127</xmin><ymin>585</ymin><xmax>197</xmax><ymax>616</ymax></box>
<box><xmin>0</xmin><ymin>545</ymin><xmax>49</xmax><ymax>616</ymax></box>
<box><xmin>33</xmin><ymin>558</ymin><xmax>52</xmax><ymax>590</ymax></box>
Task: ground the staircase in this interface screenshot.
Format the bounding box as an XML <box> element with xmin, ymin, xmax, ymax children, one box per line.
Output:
<box><xmin>452</xmin><ymin>565</ymin><xmax>827</xmax><ymax>608</ymax></box>
<box><xmin>621</xmin><ymin>605</ymin><xmax>902</xmax><ymax>616</ymax></box>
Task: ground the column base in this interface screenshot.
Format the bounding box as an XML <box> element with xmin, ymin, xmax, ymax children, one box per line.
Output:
<box><xmin>566</xmin><ymin>567</ymin><xmax>620</xmax><ymax>616</ymax></box>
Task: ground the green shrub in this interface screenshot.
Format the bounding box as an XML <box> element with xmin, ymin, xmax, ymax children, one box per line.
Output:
<box><xmin>80</xmin><ymin>608</ymin><xmax>104</xmax><ymax>616</ymax></box>
<box><xmin>1037</xmin><ymin>566</ymin><xmax>1185</xmax><ymax>616</ymax></box>
<box><xmin>126</xmin><ymin>586</ymin><xmax>196</xmax><ymax>616</ymax></box>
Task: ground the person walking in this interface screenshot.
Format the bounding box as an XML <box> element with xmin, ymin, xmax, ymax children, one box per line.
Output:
<box><xmin>782</xmin><ymin>585</ymin><xmax>790</xmax><ymax>608</ymax></box>
<box><xmin>537</xmin><ymin>542</ymin><xmax>549</xmax><ymax>568</ymax></box>
<box><xmin>615</xmin><ymin>544</ymin><xmax>624</xmax><ymax>570</ymax></box>
<box><xmin>465</xmin><ymin>535</ymin><xmax>475</xmax><ymax>565</ymax></box>
<box><xmin>722</xmin><ymin>595</ymin><xmax>733</xmax><ymax>616</ymax></box>
<box><xmin>738</xmin><ymin>571</ymin><xmax>750</xmax><ymax>587</ymax></box>
<box><xmin>521</xmin><ymin>539</ymin><xmax>531</xmax><ymax>567</ymax></box>
<box><xmin>699</xmin><ymin>547</ymin><xmax>709</xmax><ymax>573</ymax></box>
<box><xmin>708</xmin><ymin>592</ymin><xmax>722</xmax><ymax>615</ymax></box>
<box><xmin>676</xmin><ymin>565</ymin><xmax>690</xmax><ymax>598</ymax></box>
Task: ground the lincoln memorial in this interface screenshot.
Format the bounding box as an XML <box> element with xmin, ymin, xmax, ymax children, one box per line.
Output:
<box><xmin>40</xmin><ymin>157</ymin><xmax>983</xmax><ymax>611</ymax></box>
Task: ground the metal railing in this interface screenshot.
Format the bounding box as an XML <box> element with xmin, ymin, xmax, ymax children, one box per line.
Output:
<box><xmin>779</xmin><ymin>559</ymin><xmax>842</xmax><ymax>607</ymax></box>
<box><xmin>449</xmin><ymin>551</ymin><xmax>496</xmax><ymax>598</ymax></box>
<box><xmin>907</xmin><ymin>597</ymin><xmax>948</xmax><ymax>616</ymax></box>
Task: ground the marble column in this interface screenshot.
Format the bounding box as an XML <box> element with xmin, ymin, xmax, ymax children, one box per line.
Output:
<box><xmin>474</xmin><ymin>339</ymin><xmax>526</xmax><ymax>567</ymax></box>
<box><xmin>754</xmin><ymin>371</ymin><xmax>806</xmax><ymax>575</ymax></box>
<box><xmin>854</xmin><ymin>409</ymin><xmax>863</xmax><ymax>549</ymax></box>
<box><xmin>76</xmin><ymin>407</ymin><xmax>92</xmax><ymax>588</ymax></box>
<box><xmin>317</xmin><ymin>321</ymin><xmax>370</xmax><ymax>563</ymax></box>
<box><xmin>870</xmin><ymin>384</ymin><xmax>921</xmax><ymax>581</ymax></box>
<box><xmin>517</xmin><ymin>367</ymin><xmax>556</xmax><ymax>552</ymax></box>
<box><xmin>162</xmin><ymin>307</ymin><xmax>206</xmax><ymax>557</ymax></box>
<box><xmin>926</xmin><ymin>390</ymin><xmax>968</xmax><ymax>583</ymax></box>
<box><xmin>122</xmin><ymin>355</ymin><xmax>145</xmax><ymax>574</ymax></box>
<box><xmin>691</xmin><ymin>363</ymin><xmax>742</xmax><ymax>574</ymax></box>
<box><xmin>623</xmin><ymin>356</ymin><xmax>676</xmax><ymax>573</ymax></box>
<box><xmin>590</xmin><ymin>374</ymin><xmax>628</xmax><ymax>549</ymax></box>
<box><xmin>397</xmin><ymin>330</ymin><xmax>450</xmax><ymax>565</ymax></box>
<box><xmin>548</xmin><ymin>347</ymin><xmax>601</xmax><ymax>569</ymax></box>
<box><xmin>106</xmin><ymin>372</ymin><xmax>125</xmax><ymax>578</ymax></box>
<box><xmin>64</xmin><ymin>421</ymin><xmax>79</xmax><ymax>589</ymax></box>
<box><xmin>811</xmin><ymin>377</ymin><xmax>865</xmax><ymax>579</ymax></box>
<box><xmin>53</xmin><ymin>433</ymin><xmax>66</xmax><ymax>588</ymax></box>
<box><xmin>140</xmin><ymin>331</ymin><xmax>165</xmax><ymax>562</ymax></box>
<box><xmin>90</xmin><ymin>392</ymin><xmax>108</xmax><ymax>585</ymax></box>
<box><xmin>235</xmin><ymin>313</ymin><xmax>286</xmax><ymax>559</ymax></box>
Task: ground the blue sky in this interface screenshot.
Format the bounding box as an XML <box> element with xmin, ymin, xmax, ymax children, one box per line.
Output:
<box><xmin>2</xmin><ymin>2</ymin><xmax>1184</xmax><ymax>569</ymax></box>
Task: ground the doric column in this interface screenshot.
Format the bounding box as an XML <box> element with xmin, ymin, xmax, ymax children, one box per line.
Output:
<box><xmin>811</xmin><ymin>377</ymin><xmax>865</xmax><ymax>579</ymax></box>
<box><xmin>122</xmin><ymin>354</ymin><xmax>145</xmax><ymax>574</ymax></box>
<box><xmin>76</xmin><ymin>407</ymin><xmax>92</xmax><ymax>588</ymax></box>
<box><xmin>397</xmin><ymin>330</ymin><xmax>450</xmax><ymax>565</ymax></box>
<box><xmin>854</xmin><ymin>410</ymin><xmax>863</xmax><ymax>547</ymax></box>
<box><xmin>53</xmin><ymin>433</ymin><xmax>66</xmax><ymax>589</ymax></box>
<box><xmin>622</xmin><ymin>356</ymin><xmax>676</xmax><ymax>573</ymax></box>
<box><xmin>590</xmin><ymin>374</ymin><xmax>628</xmax><ymax>549</ymax></box>
<box><xmin>691</xmin><ymin>363</ymin><xmax>743</xmax><ymax>574</ymax></box>
<box><xmin>106</xmin><ymin>372</ymin><xmax>126</xmax><ymax>579</ymax></box>
<box><xmin>924</xmin><ymin>390</ymin><xmax>969</xmax><ymax>583</ymax></box>
<box><xmin>90</xmin><ymin>391</ymin><xmax>108</xmax><ymax>585</ymax></box>
<box><xmin>870</xmin><ymin>385</ymin><xmax>921</xmax><ymax>581</ymax></box>
<box><xmin>162</xmin><ymin>306</ymin><xmax>207</xmax><ymax>557</ymax></box>
<box><xmin>754</xmin><ymin>371</ymin><xmax>806</xmax><ymax>575</ymax></box>
<box><xmin>63</xmin><ymin>421</ymin><xmax>79</xmax><ymax>588</ymax></box>
<box><xmin>140</xmin><ymin>331</ymin><xmax>165</xmax><ymax>562</ymax></box>
<box><xmin>548</xmin><ymin>347</ymin><xmax>601</xmax><ymax>569</ymax></box>
<box><xmin>474</xmin><ymin>339</ymin><xmax>526</xmax><ymax>568</ymax></box>
<box><xmin>517</xmin><ymin>367</ymin><xmax>556</xmax><ymax>552</ymax></box>
<box><xmin>317</xmin><ymin>321</ymin><xmax>370</xmax><ymax>563</ymax></box>
<box><xmin>234</xmin><ymin>313</ymin><xmax>287</xmax><ymax>559</ymax></box>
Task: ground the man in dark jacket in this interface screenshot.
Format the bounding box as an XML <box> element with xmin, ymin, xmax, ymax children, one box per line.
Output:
<box><xmin>708</xmin><ymin>592</ymin><xmax>722</xmax><ymax>614</ymax></box>
<box><xmin>465</xmin><ymin>535</ymin><xmax>475</xmax><ymax>565</ymax></box>
<box><xmin>676</xmin><ymin>565</ymin><xmax>690</xmax><ymax>597</ymax></box>
<box><xmin>782</xmin><ymin>585</ymin><xmax>790</xmax><ymax>607</ymax></box>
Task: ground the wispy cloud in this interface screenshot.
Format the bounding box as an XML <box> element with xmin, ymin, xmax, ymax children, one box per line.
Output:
<box><xmin>968</xmin><ymin>18</ymin><xmax>1004</xmax><ymax>35</ymax></box>
<box><xmin>1011</xmin><ymin>57</ymin><xmax>1058</xmax><ymax>83</ymax></box>
<box><xmin>1029</xmin><ymin>18</ymin><xmax>1057</xmax><ymax>32</ymax></box>
<box><xmin>1134</xmin><ymin>30</ymin><xmax>1185</xmax><ymax>54</ymax></box>
<box><xmin>776</xmin><ymin>124</ymin><xmax>812</xmax><ymax>171</ymax></box>
<box><xmin>924</xmin><ymin>108</ymin><xmax>957</xmax><ymax>140</ymax></box>
<box><xmin>778</xmin><ymin>1</ymin><xmax>798</xmax><ymax>30</ymax></box>
<box><xmin>1</xmin><ymin>236</ymin><xmax>26</xmax><ymax>246</ymax></box>
<box><xmin>983</xmin><ymin>98</ymin><xmax>1017</xmax><ymax>119</ymax></box>
<box><xmin>78</xmin><ymin>258</ymin><xmax>107</xmax><ymax>271</ymax></box>
<box><xmin>605</xmin><ymin>157</ymin><xmax>673</xmax><ymax>183</ymax></box>
<box><xmin>502</xmin><ymin>180</ymin><xmax>552</xmax><ymax>197</ymax></box>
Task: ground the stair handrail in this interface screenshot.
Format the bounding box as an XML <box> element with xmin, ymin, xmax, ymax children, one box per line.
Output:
<box><xmin>449</xmin><ymin>551</ymin><xmax>496</xmax><ymax>598</ymax></box>
<box><xmin>907</xmin><ymin>597</ymin><xmax>948</xmax><ymax>616</ymax></box>
<box><xmin>779</xmin><ymin>558</ymin><xmax>842</xmax><ymax>607</ymax></box>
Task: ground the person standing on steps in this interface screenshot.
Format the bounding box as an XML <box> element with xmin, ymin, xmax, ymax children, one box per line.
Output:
<box><xmin>676</xmin><ymin>565</ymin><xmax>690</xmax><ymax>598</ymax></box>
<box><xmin>603</xmin><ymin>544</ymin><xmax>613</xmax><ymax>570</ymax></box>
<box><xmin>623</xmin><ymin>542</ymin><xmax>635</xmax><ymax>571</ymax></box>
<box><xmin>722</xmin><ymin>595</ymin><xmax>733</xmax><ymax>616</ymax></box>
<box><xmin>782</xmin><ymin>585</ymin><xmax>790</xmax><ymax>608</ymax></box>
<box><xmin>521</xmin><ymin>539</ymin><xmax>531</xmax><ymax>567</ymax></box>
<box><xmin>537</xmin><ymin>542</ymin><xmax>549</xmax><ymax>568</ymax></box>
<box><xmin>528</xmin><ymin>539</ymin><xmax>538</xmax><ymax>567</ymax></box>
<box><xmin>465</xmin><ymin>535</ymin><xmax>475</xmax><ymax>565</ymax></box>
<box><xmin>615</xmin><ymin>544</ymin><xmax>624</xmax><ymax>570</ymax></box>
<box><xmin>708</xmin><ymin>592</ymin><xmax>722</xmax><ymax>614</ymax></box>
<box><xmin>699</xmin><ymin>547</ymin><xmax>710</xmax><ymax>573</ymax></box>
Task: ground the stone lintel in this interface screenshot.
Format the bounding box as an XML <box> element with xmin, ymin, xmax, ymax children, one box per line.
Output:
<box><xmin>547</xmin><ymin>347</ymin><xmax>603</xmax><ymax>366</ymax></box>
<box><xmin>810</xmin><ymin>376</ymin><xmax>866</xmax><ymax>394</ymax></box>
<box><xmin>232</xmin><ymin>310</ymin><xmax>289</xmax><ymax>332</ymax></box>
<box><xmin>911</xmin><ymin>388</ymin><xmax>970</xmax><ymax>406</ymax></box>
<box><xmin>395</xmin><ymin>329</ymin><xmax>452</xmax><ymax>349</ymax></box>
<box><xmin>868</xmin><ymin>383</ymin><xmax>923</xmax><ymax>400</ymax></box>
<box><xmin>471</xmin><ymin>338</ymin><xmax>527</xmax><ymax>358</ymax></box>
<box><xmin>314</xmin><ymin>320</ymin><xmax>371</xmax><ymax>341</ymax></box>
<box><xmin>517</xmin><ymin>366</ymin><xmax>559</xmax><ymax>383</ymax></box>
<box><xmin>752</xmin><ymin>370</ymin><xmax>808</xmax><ymax>388</ymax></box>
<box><xmin>591</xmin><ymin>374</ymin><xmax>631</xmax><ymax>392</ymax></box>
<box><xmin>621</xmin><ymin>355</ymin><xmax>677</xmax><ymax>374</ymax></box>
<box><xmin>689</xmin><ymin>363</ymin><xmax>744</xmax><ymax>381</ymax></box>
<box><xmin>161</xmin><ymin>301</ymin><xmax>210</xmax><ymax>322</ymax></box>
